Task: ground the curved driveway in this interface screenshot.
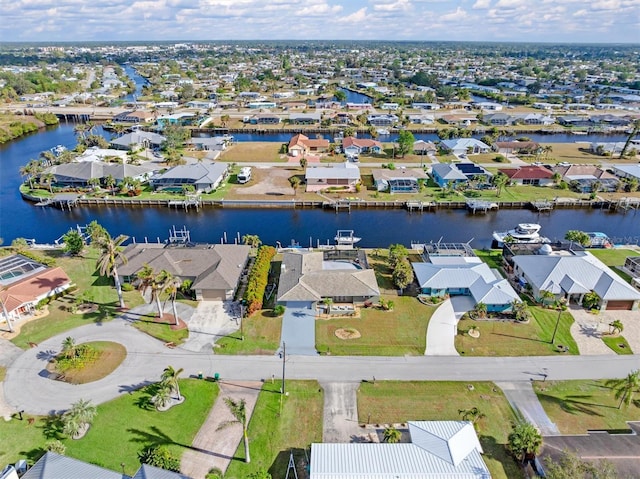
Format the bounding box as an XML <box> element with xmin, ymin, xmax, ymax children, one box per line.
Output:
<box><xmin>4</xmin><ymin>317</ymin><xmax>640</xmax><ymax>414</ymax></box>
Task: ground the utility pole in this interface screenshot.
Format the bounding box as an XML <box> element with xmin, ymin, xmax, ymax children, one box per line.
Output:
<box><xmin>282</xmin><ymin>341</ymin><xmax>286</xmax><ymax>396</ymax></box>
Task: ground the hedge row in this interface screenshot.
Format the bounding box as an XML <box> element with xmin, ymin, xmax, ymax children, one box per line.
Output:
<box><xmin>244</xmin><ymin>245</ymin><xmax>276</xmax><ymax>316</ymax></box>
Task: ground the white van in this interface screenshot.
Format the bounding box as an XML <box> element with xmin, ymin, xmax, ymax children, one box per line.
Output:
<box><xmin>237</xmin><ymin>167</ymin><xmax>252</xmax><ymax>184</ymax></box>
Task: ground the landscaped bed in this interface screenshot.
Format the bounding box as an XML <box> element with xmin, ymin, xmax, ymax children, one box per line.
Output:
<box><xmin>45</xmin><ymin>341</ymin><xmax>126</xmax><ymax>384</ymax></box>
<box><xmin>0</xmin><ymin>379</ymin><xmax>218</xmax><ymax>476</ymax></box>
<box><xmin>533</xmin><ymin>379</ymin><xmax>639</xmax><ymax>434</ymax></box>
<box><xmin>357</xmin><ymin>381</ymin><xmax>524</xmax><ymax>479</ymax></box>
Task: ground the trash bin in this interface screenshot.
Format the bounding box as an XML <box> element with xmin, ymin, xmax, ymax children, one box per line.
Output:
<box><xmin>214</xmin><ymin>373</ymin><xmax>220</xmax><ymax>382</ymax></box>
<box><xmin>198</xmin><ymin>371</ymin><xmax>203</xmax><ymax>380</ymax></box>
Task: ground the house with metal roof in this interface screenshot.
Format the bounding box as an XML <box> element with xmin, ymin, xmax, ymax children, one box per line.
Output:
<box><xmin>110</xmin><ymin>131</ymin><xmax>166</xmax><ymax>151</ymax></box>
<box><xmin>21</xmin><ymin>452</ymin><xmax>191</xmax><ymax>479</ymax></box>
<box><xmin>412</xmin><ymin>254</ymin><xmax>519</xmax><ymax>312</ymax></box>
<box><xmin>150</xmin><ymin>163</ymin><xmax>228</xmax><ymax>192</ymax></box>
<box><xmin>512</xmin><ymin>249</ymin><xmax>640</xmax><ymax>311</ymax></box>
<box><xmin>310</xmin><ymin>421</ymin><xmax>491</xmax><ymax>479</ymax></box>
<box><xmin>117</xmin><ymin>243</ymin><xmax>250</xmax><ymax>301</ymax></box>
<box><xmin>276</xmin><ymin>251</ymin><xmax>379</xmax><ymax>304</ymax></box>
<box><xmin>430</xmin><ymin>163</ymin><xmax>468</xmax><ymax>188</ymax></box>
<box><xmin>46</xmin><ymin>161</ymin><xmax>157</xmax><ymax>187</ymax></box>
<box><xmin>440</xmin><ymin>139</ymin><xmax>491</xmax><ymax>156</ymax></box>
<box><xmin>305</xmin><ymin>162</ymin><xmax>361</xmax><ymax>192</ymax></box>
<box><xmin>372</xmin><ymin>167</ymin><xmax>429</xmax><ymax>193</ymax></box>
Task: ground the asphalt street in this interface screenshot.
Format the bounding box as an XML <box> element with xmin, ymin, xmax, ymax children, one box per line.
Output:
<box><xmin>4</xmin><ymin>317</ymin><xmax>640</xmax><ymax>414</ymax></box>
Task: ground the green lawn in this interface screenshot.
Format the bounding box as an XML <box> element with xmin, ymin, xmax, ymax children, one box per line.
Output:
<box><xmin>589</xmin><ymin>248</ymin><xmax>636</xmax><ymax>284</ymax></box>
<box><xmin>602</xmin><ymin>335</ymin><xmax>634</xmax><ymax>354</ymax></box>
<box><xmin>0</xmin><ymin>379</ymin><xmax>217</xmax><ymax>476</ymax></box>
<box><xmin>357</xmin><ymin>381</ymin><xmax>523</xmax><ymax>479</ymax></box>
<box><xmin>131</xmin><ymin>317</ymin><xmax>189</xmax><ymax>345</ymax></box>
<box><xmin>224</xmin><ymin>380</ymin><xmax>323</xmax><ymax>479</ymax></box>
<box><xmin>215</xmin><ymin>310</ymin><xmax>281</xmax><ymax>355</ymax></box>
<box><xmin>316</xmin><ymin>296</ymin><xmax>435</xmax><ymax>356</ymax></box>
<box><xmin>475</xmin><ymin>249</ymin><xmax>506</xmax><ymax>275</ymax></box>
<box><xmin>455</xmin><ymin>304</ymin><xmax>578</xmax><ymax>356</ymax></box>
<box><xmin>533</xmin><ymin>380</ymin><xmax>639</xmax><ymax>434</ymax></box>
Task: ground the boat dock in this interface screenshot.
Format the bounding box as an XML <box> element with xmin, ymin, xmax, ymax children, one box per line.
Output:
<box><xmin>531</xmin><ymin>200</ymin><xmax>554</xmax><ymax>212</ymax></box>
<box><xmin>466</xmin><ymin>200</ymin><xmax>499</xmax><ymax>214</ymax></box>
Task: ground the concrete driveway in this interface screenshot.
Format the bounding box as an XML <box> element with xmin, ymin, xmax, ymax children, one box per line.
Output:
<box><xmin>425</xmin><ymin>299</ymin><xmax>459</xmax><ymax>356</ymax></box>
<box><xmin>321</xmin><ymin>381</ymin><xmax>363</xmax><ymax>443</ymax></box>
<box><xmin>497</xmin><ymin>381</ymin><xmax>560</xmax><ymax>436</ymax></box>
<box><xmin>570</xmin><ymin>306</ymin><xmax>640</xmax><ymax>355</ymax></box>
<box><xmin>183</xmin><ymin>301</ymin><xmax>240</xmax><ymax>353</ymax></box>
<box><xmin>279</xmin><ymin>301</ymin><xmax>316</xmax><ymax>356</ymax></box>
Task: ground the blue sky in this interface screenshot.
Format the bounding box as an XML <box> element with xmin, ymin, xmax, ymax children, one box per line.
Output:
<box><xmin>1</xmin><ymin>0</ymin><xmax>639</xmax><ymax>43</ymax></box>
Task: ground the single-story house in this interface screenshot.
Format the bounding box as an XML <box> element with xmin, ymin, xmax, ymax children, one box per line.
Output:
<box><xmin>372</xmin><ymin>167</ymin><xmax>429</xmax><ymax>193</ymax></box>
<box><xmin>248</xmin><ymin>113</ymin><xmax>281</xmax><ymax>124</ymax></box>
<box><xmin>118</xmin><ymin>243</ymin><xmax>250</xmax><ymax>301</ymax></box>
<box><xmin>157</xmin><ymin>113</ymin><xmax>195</xmax><ymax>128</ymax></box>
<box><xmin>455</xmin><ymin>162</ymin><xmax>492</xmax><ymax>183</ymax></box>
<box><xmin>187</xmin><ymin>136</ymin><xmax>232</xmax><ymax>152</ymax></box>
<box><xmin>151</xmin><ymin>162</ymin><xmax>228</xmax><ymax>192</ymax></box>
<box><xmin>289</xmin><ymin>113</ymin><xmax>321</xmax><ymax>125</ymax></box>
<box><xmin>328</xmin><ymin>112</ymin><xmax>354</xmax><ymax>125</ymax></box>
<box><xmin>590</xmin><ymin>142</ymin><xmax>626</xmax><ymax>156</ymax></box>
<box><xmin>483</xmin><ymin>113</ymin><xmax>515</xmax><ymax>126</ymax></box>
<box><xmin>440</xmin><ymin>138</ymin><xmax>491</xmax><ymax>156</ymax></box>
<box><xmin>77</xmin><ymin>147</ymin><xmax>130</xmax><ymax>163</ymax></box>
<box><xmin>493</xmin><ymin>141</ymin><xmax>541</xmax><ymax>155</ymax></box>
<box><xmin>110</xmin><ymin>131</ymin><xmax>166</xmax><ymax>151</ymax></box>
<box><xmin>305</xmin><ymin>162</ymin><xmax>360</xmax><ymax>192</ymax></box>
<box><xmin>430</xmin><ymin>163</ymin><xmax>469</xmax><ymax>188</ymax></box>
<box><xmin>288</xmin><ymin>133</ymin><xmax>330</xmax><ymax>156</ymax></box>
<box><xmin>0</xmin><ymin>255</ymin><xmax>72</xmax><ymax>323</ymax></box>
<box><xmin>499</xmin><ymin>165</ymin><xmax>554</xmax><ymax>186</ymax></box>
<box><xmin>514</xmin><ymin>113</ymin><xmax>555</xmax><ymax>125</ymax></box>
<box><xmin>45</xmin><ymin>161</ymin><xmax>157</xmax><ymax>187</ymax></box>
<box><xmin>552</xmin><ymin>165</ymin><xmax>619</xmax><ymax>193</ymax></box>
<box><xmin>408</xmin><ymin>114</ymin><xmax>435</xmax><ymax>125</ymax></box>
<box><xmin>612</xmin><ymin>164</ymin><xmax>640</xmax><ymax>182</ymax></box>
<box><xmin>512</xmin><ymin>248</ymin><xmax>640</xmax><ymax>310</ymax></box>
<box><xmin>276</xmin><ymin>251</ymin><xmax>379</xmax><ymax>304</ymax></box>
<box><xmin>413</xmin><ymin>140</ymin><xmax>437</xmax><ymax>156</ymax></box>
<box><xmin>440</xmin><ymin>115</ymin><xmax>478</xmax><ymax>126</ymax></box>
<box><xmin>21</xmin><ymin>452</ymin><xmax>191</xmax><ymax>479</ymax></box>
<box><xmin>367</xmin><ymin>114</ymin><xmax>398</xmax><ymax>127</ymax></box>
<box><xmin>342</xmin><ymin>137</ymin><xmax>383</xmax><ymax>156</ymax></box>
<box><xmin>412</xmin><ymin>253</ymin><xmax>519</xmax><ymax>312</ymax></box>
<box><xmin>310</xmin><ymin>421</ymin><xmax>491</xmax><ymax>479</ymax></box>
<box><xmin>112</xmin><ymin>110</ymin><xmax>156</xmax><ymax>124</ymax></box>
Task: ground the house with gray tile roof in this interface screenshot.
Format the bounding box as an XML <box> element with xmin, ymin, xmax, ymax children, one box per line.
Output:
<box><xmin>440</xmin><ymin>138</ymin><xmax>491</xmax><ymax>156</ymax></box>
<box><xmin>512</xmin><ymin>250</ymin><xmax>640</xmax><ymax>310</ymax></box>
<box><xmin>305</xmin><ymin>162</ymin><xmax>361</xmax><ymax>192</ymax></box>
<box><xmin>46</xmin><ymin>161</ymin><xmax>157</xmax><ymax>187</ymax></box>
<box><xmin>310</xmin><ymin>421</ymin><xmax>491</xmax><ymax>479</ymax></box>
<box><xmin>151</xmin><ymin>163</ymin><xmax>228</xmax><ymax>192</ymax></box>
<box><xmin>110</xmin><ymin>131</ymin><xmax>166</xmax><ymax>151</ymax></box>
<box><xmin>412</xmin><ymin>255</ymin><xmax>520</xmax><ymax>312</ymax></box>
<box><xmin>276</xmin><ymin>251</ymin><xmax>379</xmax><ymax>304</ymax></box>
<box><xmin>117</xmin><ymin>243</ymin><xmax>250</xmax><ymax>301</ymax></box>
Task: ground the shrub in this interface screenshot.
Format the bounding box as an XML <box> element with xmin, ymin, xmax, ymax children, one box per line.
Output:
<box><xmin>244</xmin><ymin>245</ymin><xmax>276</xmax><ymax>315</ymax></box>
<box><xmin>138</xmin><ymin>446</ymin><xmax>181</xmax><ymax>472</ymax></box>
<box><xmin>46</xmin><ymin>440</ymin><xmax>66</xmax><ymax>455</ymax></box>
<box><xmin>121</xmin><ymin>283</ymin><xmax>135</xmax><ymax>292</ymax></box>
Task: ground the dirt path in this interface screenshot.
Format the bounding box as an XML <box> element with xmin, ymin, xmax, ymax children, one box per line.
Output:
<box><xmin>180</xmin><ymin>381</ymin><xmax>262</xmax><ymax>479</ymax></box>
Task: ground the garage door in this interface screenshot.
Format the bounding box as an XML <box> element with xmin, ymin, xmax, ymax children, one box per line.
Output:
<box><xmin>607</xmin><ymin>300</ymin><xmax>634</xmax><ymax>310</ymax></box>
<box><xmin>200</xmin><ymin>289</ymin><xmax>225</xmax><ymax>301</ymax></box>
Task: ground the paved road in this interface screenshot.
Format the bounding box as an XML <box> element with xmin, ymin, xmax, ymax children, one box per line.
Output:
<box><xmin>4</xmin><ymin>317</ymin><xmax>640</xmax><ymax>414</ymax></box>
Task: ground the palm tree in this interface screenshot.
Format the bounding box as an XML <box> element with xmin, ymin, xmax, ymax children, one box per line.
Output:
<box><xmin>74</xmin><ymin>123</ymin><xmax>89</xmax><ymax>142</ymax></box>
<box><xmin>136</xmin><ymin>266</ymin><xmax>170</xmax><ymax>318</ymax></box>
<box><xmin>218</xmin><ymin>397</ymin><xmax>250</xmax><ymax>463</ymax></box>
<box><xmin>609</xmin><ymin>320</ymin><xmax>624</xmax><ymax>336</ymax></box>
<box><xmin>61</xmin><ymin>336</ymin><xmax>77</xmax><ymax>358</ymax></box>
<box><xmin>40</xmin><ymin>172</ymin><xmax>55</xmax><ymax>193</ymax></box>
<box><xmin>619</xmin><ymin>119</ymin><xmax>639</xmax><ymax>159</ymax></box>
<box><xmin>473</xmin><ymin>302</ymin><xmax>487</xmax><ymax>319</ymax></box>
<box><xmin>289</xmin><ymin>176</ymin><xmax>301</xmax><ymax>195</ymax></box>
<box><xmin>162</xmin><ymin>272</ymin><xmax>181</xmax><ymax>326</ymax></box>
<box><xmin>383</xmin><ymin>426</ymin><xmax>401</xmax><ymax>443</ymax></box>
<box><xmin>492</xmin><ymin>172</ymin><xmax>509</xmax><ymax>197</ymax></box>
<box><xmin>539</xmin><ymin>290</ymin><xmax>555</xmax><ymax>307</ymax></box>
<box><xmin>508</xmin><ymin>422</ymin><xmax>543</xmax><ymax>464</ymax></box>
<box><xmin>161</xmin><ymin>365</ymin><xmax>184</xmax><ymax>400</ymax></box>
<box><xmin>105</xmin><ymin>175</ymin><xmax>116</xmax><ymax>193</ymax></box>
<box><xmin>242</xmin><ymin>234</ymin><xmax>262</xmax><ymax>249</ymax></box>
<box><xmin>96</xmin><ymin>233</ymin><xmax>129</xmax><ymax>309</ymax></box>
<box><xmin>63</xmin><ymin>398</ymin><xmax>97</xmax><ymax>439</ymax></box>
<box><xmin>458</xmin><ymin>407</ymin><xmax>486</xmax><ymax>428</ymax></box>
<box><xmin>606</xmin><ymin>370</ymin><xmax>640</xmax><ymax>409</ymax></box>
<box><xmin>153</xmin><ymin>382</ymin><xmax>173</xmax><ymax>409</ymax></box>
<box><xmin>0</xmin><ymin>289</ymin><xmax>14</xmax><ymax>333</ymax></box>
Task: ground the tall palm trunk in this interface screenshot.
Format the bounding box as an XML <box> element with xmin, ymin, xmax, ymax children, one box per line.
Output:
<box><xmin>171</xmin><ymin>296</ymin><xmax>179</xmax><ymax>326</ymax></box>
<box><xmin>112</xmin><ymin>265</ymin><xmax>126</xmax><ymax>309</ymax></box>
<box><xmin>243</xmin><ymin>427</ymin><xmax>251</xmax><ymax>463</ymax></box>
<box><xmin>155</xmin><ymin>292</ymin><xmax>163</xmax><ymax>319</ymax></box>
<box><xmin>1</xmin><ymin>300</ymin><xmax>13</xmax><ymax>333</ymax></box>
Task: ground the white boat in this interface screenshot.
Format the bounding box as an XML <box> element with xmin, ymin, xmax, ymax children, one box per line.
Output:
<box><xmin>492</xmin><ymin>223</ymin><xmax>549</xmax><ymax>246</ymax></box>
<box><xmin>335</xmin><ymin>230</ymin><xmax>361</xmax><ymax>245</ymax></box>
<box><xmin>376</xmin><ymin>128</ymin><xmax>390</xmax><ymax>136</ymax></box>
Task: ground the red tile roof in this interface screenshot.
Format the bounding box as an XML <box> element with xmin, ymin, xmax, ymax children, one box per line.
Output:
<box><xmin>342</xmin><ymin>137</ymin><xmax>382</xmax><ymax>149</ymax></box>
<box><xmin>0</xmin><ymin>267</ymin><xmax>72</xmax><ymax>313</ymax></box>
<box><xmin>500</xmin><ymin>166</ymin><xmax>554</xmax><ymax>180</ymax></box>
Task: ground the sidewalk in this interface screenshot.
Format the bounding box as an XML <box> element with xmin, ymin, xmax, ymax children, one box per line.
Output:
<box><xmin>181</xmin><ymin>381</ymin><xmax>262</xmax><ymax>479</ymax></box>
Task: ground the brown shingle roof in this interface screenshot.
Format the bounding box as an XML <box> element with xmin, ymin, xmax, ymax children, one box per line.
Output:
<box><xmin>500</xmin><ymin>166</ymin><xmax>553</xmax><ymax>180</ymax></box>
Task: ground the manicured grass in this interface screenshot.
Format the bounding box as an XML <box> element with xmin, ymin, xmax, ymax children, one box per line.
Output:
<box><xmin>588</xmin><ymin>248</ymin><xmax>637</xmax><ymax>267</ymax></box>
<box><xmin>132</xmin><ymin>316</ymin><xmax>189</xmax><ymax>345</ymax></box>
<box><xmin>224</xmin><ymin>380</ymin><xmax>323</xmax><ymax>479</ymax></box>
<box><xmin>455</xmin><ymin>304</ymin><xmax>578</xmax><ymax>356</ymax></box>
<box><xmin>538</xmin><ymin>142</ymin><xmax>602</xmax><ymax>164</ymax></box>
<box><xmin>222</xmin><ymin>142</ymin><xmax>284</xmax><ymax>163</ymax></box>
<box><xmin>533</xmin><ymin>379</ymin><xmax>639</xmax><ymax>434</ymax></box>
<box><xmin>215</xmin><ymin>310</ymin><xmax>281</xmax><ymax>355</ymax></box>
<box><xmin>47</xmin><ymin>341</ymin><xmax>126</xmax><ymax>384</ymax></box>
<box><xmin>357</xmin><ymin>381</ymin><xmax>523</xmax><ymax>479</ymax></box>
<box><xmin>602</xmin><ymin>335</ymin><xmax>634</xmax><ymax>354</ymax></box>
<box><xmin>316</xmin><ymin>296</ymin><xmax>435</xmax><ymax>356</ymax></box>
<box><xmin>0</xmin><ymin>379</ymin><xmax>218</xmax><ymax>475</ymax></box>
<box><xmin>366</xmin><ymin>249</ymin><xmax>397</xmax><ymax>293</ymax></box>
<box><xmin>475</xmin><ymin>249</ymin><xmax>506</xmax><ymax>275</ymax></box>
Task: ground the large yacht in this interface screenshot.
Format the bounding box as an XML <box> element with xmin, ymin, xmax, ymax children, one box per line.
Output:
<box><xmin>492</xmin><ymin>223</ymin><xmax>549</xmax><ymax>247</ymax></box>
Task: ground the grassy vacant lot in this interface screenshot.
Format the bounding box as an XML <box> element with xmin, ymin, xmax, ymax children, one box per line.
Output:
<box><xmin>539</xmin><ymin>142</ymin><xmax>606</xmax><ymax>164</ymax></box>
<box><xmin>222</xmin><ymin>142</ymin><xmax>284</xmax><ymax>163</ymax></box>
<box><xmin>215</xmin><ymin>310</ymin><xmax>281</xmax><ymax>355</ymax></box>
<box><xmin>455</xmin><ymin>304</ymin><xmax>578</xmax><ymax>356</ymax></box>
<box><xmin>10</xmin><ymin>247</ymin><xmax>144</xmax><ymax>349</ymax></box>
<box><xmin>224</xmin><ymin>380</ymin><xmax>323</xmax><ymax>479</ymax></box>
<box><xmin>316</xmin><ymin>296</ymin><xmax>435</xmax><ymax>356</ymax></box>
<box><xmin>0</xmin><ymin>379</ymin><xmax>217</xmax><ymax>476</ymax></box>
<box><xmin>533</xmin><ymin>380</ymin><xmax>639</xmax><ymax>434</ymax></box>
<box><xmin>357</xmin><ymin>381</ymin><xmax>523</xmax><ymax>479</ymax></box>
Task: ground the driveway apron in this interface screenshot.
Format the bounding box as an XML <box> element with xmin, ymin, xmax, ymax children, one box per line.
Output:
<box><xmin>497</xmin><ymin>381</ymin><xmax>560</xmax><ymax>436</ymax></box>
<box><xmin>425</xmin><ymin>299</ymin><xmax>460</xmax><ymax>356</ymax></box>
<box><xmin>279</xmin><ymin>302</ymin><xmax>317</xmax><ymax>356</ymax></box>
<box><xmin>320</xmin><ymin>381</ymin><xmax>362</xmax><ymax>443</ymax></box>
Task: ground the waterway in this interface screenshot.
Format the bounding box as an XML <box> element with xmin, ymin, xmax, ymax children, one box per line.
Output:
<box><xmin>1</xmin><ymin>124</ymin><xmax>639</xmax><ymax>248</ymax></box>
<box><xmin>122</xmin><ymin>64</ymin><xmax>148</xmax><ymax>102</ymax></box>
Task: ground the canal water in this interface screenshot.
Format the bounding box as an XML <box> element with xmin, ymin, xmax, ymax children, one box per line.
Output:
<box><xmin>1</xmin><ymin>124</ymin><xmax>638</xmax><ymax>248</ymax></box>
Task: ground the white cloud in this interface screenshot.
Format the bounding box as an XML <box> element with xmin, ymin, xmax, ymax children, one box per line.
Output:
<box><xmin>372</xmin><ymin>0</ymin><xmax>411</xmax><ymax>11</ymax></box>
<box><xmin>337</xmin><ymin>6</ymin><xmax>369</xmax><ymax>22</ymax></box>
<box><xmin>472</xmin><ymin>0</ymin><xmax>491</xmax><ymax>9</ymax></box>
<box><xmin>439</xmin><ymin>6</ymin><xmax>469</xmax><ymax>21</ymax></box>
